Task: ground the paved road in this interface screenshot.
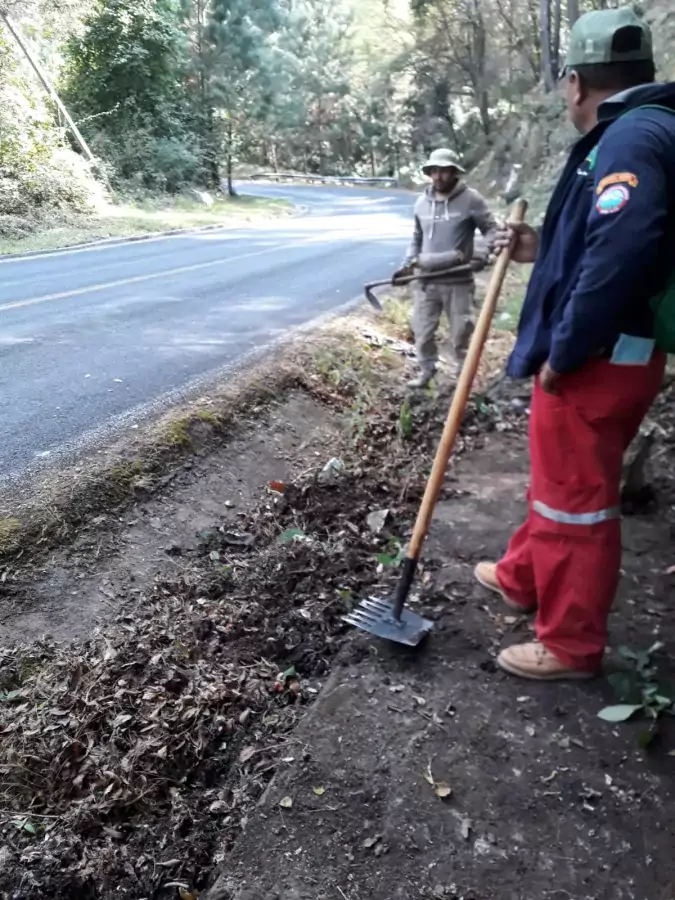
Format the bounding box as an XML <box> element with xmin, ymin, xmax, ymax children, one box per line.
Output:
<box><xmin>0</xmin><ymin>183</ymin><xmax>415</xmax><ymax>484</ymax></box>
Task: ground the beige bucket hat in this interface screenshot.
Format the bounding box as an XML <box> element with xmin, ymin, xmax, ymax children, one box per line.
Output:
<box><xmin>421</xmin><ymin>148</ymin><xmax>466</xmax><ymax>175</ymax></box>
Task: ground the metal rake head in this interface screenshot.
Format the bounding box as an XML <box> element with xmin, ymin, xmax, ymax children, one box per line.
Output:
<box><xmin>343</xmin><ymin>595</ymin><xmax>433</xmax><ymax>647</ymax></box>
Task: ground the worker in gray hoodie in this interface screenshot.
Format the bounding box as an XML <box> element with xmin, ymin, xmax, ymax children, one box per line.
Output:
<box><xmin>395</xmin><ymin>148</ymin><xmax>498</xmax><ymax>388</ymax></box>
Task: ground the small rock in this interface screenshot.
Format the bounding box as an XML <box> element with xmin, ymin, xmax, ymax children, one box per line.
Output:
<box><xmin>209</xmin><ymin>800</ymin><xmax>230</xmax><ymax>815</ymax></box>
<box><xmin>366</xmin><ymin>508</ymin><xmax>390</xmax><ymax>534</ymax></box>
<box><xmin>318</xmin><ymin>457</ymin><xmax>345</xmax><ymax>484</ymax></box>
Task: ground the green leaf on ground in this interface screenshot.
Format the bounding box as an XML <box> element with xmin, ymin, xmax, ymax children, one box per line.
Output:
<box><xmin>277</xmin><ymin>528</ymin><xmax>305</xmax><ymax>545</ymax></box>
<box><xmin>597</xmin><ymin>704</ymin><xmax>644</xmax><ymax>723</ymax></box>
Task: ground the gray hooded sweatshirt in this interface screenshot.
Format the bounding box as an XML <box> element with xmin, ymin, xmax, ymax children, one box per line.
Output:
<box><xmin>403</xmin><ymin>182</ymin><xmax>498</xmax><ymax>283</ymax></box>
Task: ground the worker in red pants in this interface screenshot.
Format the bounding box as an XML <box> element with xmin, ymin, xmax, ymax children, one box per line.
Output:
<box><xmin>475</xmin><ymin>7</ymin><xmax>675</xmax><ymax>680</ymax></box>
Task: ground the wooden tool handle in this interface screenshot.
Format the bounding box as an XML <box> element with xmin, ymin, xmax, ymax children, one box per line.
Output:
<box><xmin>407</xmin><ymin>198</ymin><xmax>528</xmax><ymax>561</ymax></box>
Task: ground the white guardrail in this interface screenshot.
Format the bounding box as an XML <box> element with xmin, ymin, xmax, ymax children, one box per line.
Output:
<box><xmin>247</xmin><ymin>172</ymin><xmax>399</xmax><ymax>188</ymax></box>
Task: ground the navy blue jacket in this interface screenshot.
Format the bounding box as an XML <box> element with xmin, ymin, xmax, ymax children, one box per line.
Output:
<box><xmin>507</xmin><ymin>83</ymin><xmax>675</xmax><ymax>378</ymax></box>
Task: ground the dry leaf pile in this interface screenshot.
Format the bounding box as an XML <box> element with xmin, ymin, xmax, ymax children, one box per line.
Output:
<box><xmin>0</xmin><ymin>358</ymin><xmax>526</xmax><ymax>899</ymax></box>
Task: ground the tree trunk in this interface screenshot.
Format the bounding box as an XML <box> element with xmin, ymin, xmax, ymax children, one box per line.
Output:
<box><xmin>528</xmin><ymin>0</ymin><xmax>543</xmax><ymax>76</ymax></box>
<box><xmin>552</xmin><ymin>0</ymin><xmax>562</xmax><ymax>81</ymax></box>
<box><xmin>567</xmin><ymin>0</ymin><xmax>580</xmax><ymax>26</ymax></box>
<box><xmin>478</xmin><ymin>88</ymin><xmax>491</xmax><ymax>136</ymax></box>
<box><xmin>226</xmin><ymin>118</ymin><xmax>236</xmax><ymax>197</ymax></box>
<box><xmin>539</xmin><ymin>0</ymin><xmax>555</xmax><ymax>92</ymax></box>
<box><xmin>205</xmin><ymin>107</ymin><xmax>220</xmax><ymax>189</ymax></box>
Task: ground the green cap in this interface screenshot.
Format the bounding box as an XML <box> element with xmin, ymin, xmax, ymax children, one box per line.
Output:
<box><xmin>565</xmin><ymin>7</ymin><xmax>653</xmax><ymax>68</ymax></box>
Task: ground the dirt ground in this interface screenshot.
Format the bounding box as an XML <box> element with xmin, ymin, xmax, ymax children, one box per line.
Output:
<box><xmin>208</xmin><ymin>419</ymin><xmax>675</xmax><ymax>900</ymax></box>
<box><xmin>0</xmin><ymin>301</ymin><xmax>674</xmax><ymax>900</ymax></box>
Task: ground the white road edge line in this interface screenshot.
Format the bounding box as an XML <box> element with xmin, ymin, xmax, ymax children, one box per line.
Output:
<box><xmin>0</xmin><ymin>238</ymin><xmax>314</xmax><ymax>313</ymax></box>
<box><xmin>0</xmin><ymin>227</ymin><xmax>238</xmax><ymax>266</ymax></box>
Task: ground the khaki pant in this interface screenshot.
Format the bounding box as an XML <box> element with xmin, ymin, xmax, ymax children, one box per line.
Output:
<box><xmin>412</xmin><ymin>281</ymin><xmax>475</xmax><ymax>372</ymax></box>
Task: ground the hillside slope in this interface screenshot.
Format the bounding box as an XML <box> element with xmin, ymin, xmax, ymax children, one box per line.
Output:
<box><xmin>474</xmin><ymin>0</ymin><xmax>675</xmax><ymax>219</ymax></box>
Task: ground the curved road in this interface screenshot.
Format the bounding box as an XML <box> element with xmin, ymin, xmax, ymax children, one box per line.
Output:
<box><xmin>0</xmin><ymin>183</ymin><xmax>414</xmax><ymax>484</ymax></box>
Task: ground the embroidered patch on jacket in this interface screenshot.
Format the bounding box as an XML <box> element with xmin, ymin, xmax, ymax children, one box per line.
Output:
<box><xmin>596</xmin><ymin>184</ymin><xmax>630</xmax><ymax>215</ymax></box>
<box><xmin>596</xmin><ymin>172</ymin><xmax>639</xmax><ymax>194</ymax></box>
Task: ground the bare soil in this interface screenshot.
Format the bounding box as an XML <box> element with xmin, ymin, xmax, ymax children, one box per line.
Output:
<box><xmin>0</xmin><ymin>304</ymin><xmax>674</xmax><ymax>900</ymax></box>
<box><xmin>208</xmin><ymin>418</ymin><xmax>675</xmax><ymax>900</ymax></box>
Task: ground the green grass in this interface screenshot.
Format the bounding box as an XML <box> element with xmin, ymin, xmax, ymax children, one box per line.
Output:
<box><xmin>0</xmin><ymin>194</ymin><xmax>292</xmax><ymax>256</ymax></box>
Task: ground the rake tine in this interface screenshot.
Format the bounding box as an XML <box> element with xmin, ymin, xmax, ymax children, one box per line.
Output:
<box><xmin>360</xmin><ymin>598</ymin><xmax>393</xmax><ymax>613</ymax></box>
<box><xmin>343</xmin><ymin>611</ymin><xmax>383</xmax><ymax>628</ymax></box>
<box><xmin>344</xmin><ymin>610</ymin><xmax>379</xmax><ymax>626</ymax></box>
<box><xmin>343</xmin><ymin>616</ymin><xmax>369</xmax><ymax>629</ymax></box>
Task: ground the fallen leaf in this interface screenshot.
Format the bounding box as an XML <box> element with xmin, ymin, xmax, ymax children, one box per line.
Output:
<box><xmin>279</xmin><ymin>796</ymin><xmax>293</xmax><ymax>809</ymax></box>
<box><xmin>413</xmin><ymin>696</ymin><xmax>427</xmax><ymax>707</ymax></box>
<box><xmin>597</xmin><ymin>704</ymin><xmax>644</xmax><ymax>723</ymax></box>
<box><xmin>239</xmin><ymin>746</ymin><xmax>256</xmax><ymax>763</ymax></box>
<box><xmin>318</xmin><ymin>458</ymin><xmax>345</xmax><ymax>484</ymax></box>
<box><xmin>389</xmin><ymin>685</ymin><xmax>405</xmax><ymax>694</ymax></box>
<box><xmin>362</xmin><ymin>835</ymin><xmax>380</xmax><ymax>849</ymax></box>
<box><xmin>366</xmin><ymin>508</ymin><xmax>390</xmax><ymax>534</ymax></box>
<box><xmin>313</xmin><ymin>786</ymin><xmax>325</xmax><ymax>796</ymax></box>
<box><xmin>434</xmin><ymin>782</ymin><xmax>452</xmax><ymax>799</ymax></box>
<box><xmin>209</xmin><ymin>800</ymin><xmax>229</xmax><ymax>814</ymax></box>
<box><xmin>111</xmin><ymin>713</ymin><xmax>133</xmax><ymax>728</ymax></box>
<box><xmin>179</xmin><ymin>889</ymin><xmax>197</xmax><ymax>900</ymax></box>
<box><xmin>275</xmin><ymin>666</ymin><xmax>299</xmax><ymax>693</ymax></box>
<box><xmin>267</xmin><ymin>481</ymin><xmax>287</xmax><ymax>493</ymax></box>
<box><xmin>277</xmin><ymin>527</ymin><xmax>305</xmax><ymax>545</ymax></box>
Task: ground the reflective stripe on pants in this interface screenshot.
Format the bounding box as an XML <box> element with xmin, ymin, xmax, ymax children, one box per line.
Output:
<box><xmin>496</xmin><ymin>353</ymin><xmax>665</xmax><ymax>671</ymax></box>
<box><xmin>531</xmin><ymin>499</ymin><xmax>620</xmax><ymax>526</ymax></box>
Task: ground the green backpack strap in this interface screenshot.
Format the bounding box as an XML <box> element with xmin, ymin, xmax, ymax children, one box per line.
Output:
<box><xmin>589</xmin><ymin>103</ymin><xmax>675</xmax><ymax>352</ymax></box>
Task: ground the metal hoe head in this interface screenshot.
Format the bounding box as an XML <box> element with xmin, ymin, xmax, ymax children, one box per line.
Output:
<box><xmin>364</xmin><ymin>284</ymin><xmax>383</xmax><ymax>312</ymax></box>
<box><xmin>343</xmin><ymin>594</ymin><xmax>433</xmax><ymax>647</ymax></box>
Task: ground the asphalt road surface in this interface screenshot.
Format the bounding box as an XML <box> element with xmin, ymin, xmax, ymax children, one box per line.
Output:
<box><xmin>0</xmin><ymin>182</ymin><xmax>416</xmax><ymax>484</ymax></box>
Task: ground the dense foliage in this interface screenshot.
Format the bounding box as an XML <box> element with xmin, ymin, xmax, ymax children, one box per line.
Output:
<box><xmin>0</xmin><ymin>0</ymin><xmax>668</xmax><ymax>215</ymax></box>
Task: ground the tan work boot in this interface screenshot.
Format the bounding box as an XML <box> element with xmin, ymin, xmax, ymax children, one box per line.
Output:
<box><xmin>474</xmin><ymin>562</ymin><xmax>536</xmax><ymax>613</ymax></box>
<box><xmin>497</xmin><ymin>642</ymin><xmax>596</xmax><ymax>681</ymax></box>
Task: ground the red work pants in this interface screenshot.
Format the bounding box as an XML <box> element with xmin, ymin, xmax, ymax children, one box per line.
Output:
<box><xmin>496</xmin><ymin>353</ymin><xmax>665</xmax><ymax>672</ymax></box>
